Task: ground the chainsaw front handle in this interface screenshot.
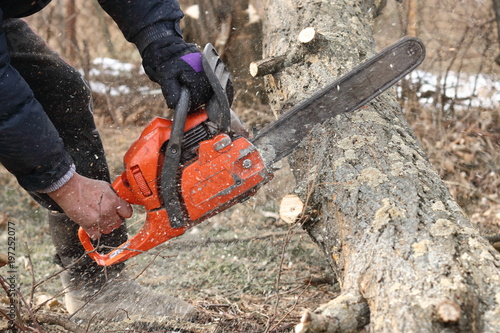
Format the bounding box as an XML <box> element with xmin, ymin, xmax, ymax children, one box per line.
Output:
<box><xmin>161</xmin><ymin>87</ymin><xmax>191</xmax><ymax>228</ymax></box>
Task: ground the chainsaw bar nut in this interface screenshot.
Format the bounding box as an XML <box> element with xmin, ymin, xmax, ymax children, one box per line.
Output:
<box><xmin>242</xmin><ymin>159</ymin><xmax>253</xmax><ymax>169</ymax></box>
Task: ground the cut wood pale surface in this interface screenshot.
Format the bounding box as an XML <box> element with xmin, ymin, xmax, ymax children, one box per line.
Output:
<box><xmin>279</xmin><ymin>194</ymin><xmax>304</xmax><ymax>223</ymax></box>
<box><xmin>298</xmin><ymin>27</ymin><xmax>317</xmax><ymax>44</ymax></box>
<box><xmin>250</xmin><ymin>26</ymin><xmax>318</xmax><ymax>77</ymax></box>
<box><xmin>249</xmin><ymin>55</ymin><xmax>287</xmax><ymax>77</ymax></box>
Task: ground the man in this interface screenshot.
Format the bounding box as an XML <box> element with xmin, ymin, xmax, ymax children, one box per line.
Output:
<box><xmin>0</xmin><ymin>0</ymin><xmax>215</xmax><ymax>322</ymax></box>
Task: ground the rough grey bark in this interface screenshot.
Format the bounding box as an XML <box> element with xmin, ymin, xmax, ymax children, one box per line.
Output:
<box><xmin>260</xmin><ymin>0</ymin><xmax>500</xmax><ymax>332</ymax></box>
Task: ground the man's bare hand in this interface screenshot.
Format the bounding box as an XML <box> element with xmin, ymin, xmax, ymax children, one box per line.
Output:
<box><xmin>48</xmin><ymin>173</ymin><xmax>133</xmax><ymax>239</ymax></box>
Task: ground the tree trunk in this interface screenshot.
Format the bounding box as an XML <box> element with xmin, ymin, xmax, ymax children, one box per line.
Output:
<box><xmin>260</xmin><ymin>0</ymin><xmax>500</xmax><ymax>332</ymax></box>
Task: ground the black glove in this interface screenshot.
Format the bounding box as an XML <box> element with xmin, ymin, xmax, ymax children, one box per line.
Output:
<box><xmin>142</xmin><ymin>36</ymin><xmax>213</xmax><ymax>110</ymax></box>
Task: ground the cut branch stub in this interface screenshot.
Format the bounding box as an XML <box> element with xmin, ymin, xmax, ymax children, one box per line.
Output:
<box><xmin>250</xmin><ymin>27</ymin><xmax>319</xmax><ymax>77</ymax></box>
<box><xmin>298</xmin><ymin>27</ymin><xmax>323</xmax><ymax>52</ymax></box>
<box><xmin>295</xmin><ymin>311</ymin><xmax>339</xmax><ymax>333</ymax></box>
<box><xmin>298</xmin><ymin>27</ymin><xmax>317</xmax><ymax>44</ymax></box>
<box><xmin>279</xmin><ymin>194</ymin><xmax>304</xmax><ymax>223</ymax></box>
<box><xmin>295</xmin><ymin>293</ymin><xmax>370</xmax><ymax>333</ymax></box>
<box><xmin>437</xmin><ymin>300</ymin><xmax>461</xmax><ymax>323</ymax></box>
<box><xmin>250</xmin><ymin>55</ymin><xmax>287</xmax><ymax>77</ymax></box>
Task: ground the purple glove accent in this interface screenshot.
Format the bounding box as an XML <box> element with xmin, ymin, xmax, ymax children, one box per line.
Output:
<box><xmin>181</xmin><ymin>53</ymin><xmax>203</xmax><ymax>73</ymax></box>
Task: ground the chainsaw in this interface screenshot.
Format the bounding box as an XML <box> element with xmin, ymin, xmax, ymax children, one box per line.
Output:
<box><xmin>79</xmin><ymin>37</ymin><xmax>426</xmax><ymax>266</ymax></box>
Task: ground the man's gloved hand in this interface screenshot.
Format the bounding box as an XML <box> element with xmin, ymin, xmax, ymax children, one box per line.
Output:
<box><xmin>142</xmin><ymin>37</ymin><xmax>213</xmax><ymax>110</ymax></box>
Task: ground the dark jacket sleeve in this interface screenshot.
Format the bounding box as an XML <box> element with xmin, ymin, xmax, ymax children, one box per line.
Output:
<box><xmin>98</xmin><ymin>0</ymin><xmax>184</xmax><ymax>53</ymax></box>
<box><xmin>0</xmin><ymin>21</ymin><xmax>74</xmax><ymax>192</ymax></box>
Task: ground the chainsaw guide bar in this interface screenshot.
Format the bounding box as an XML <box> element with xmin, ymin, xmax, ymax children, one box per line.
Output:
<box><xmin>252</xmin><ymin>37</ymin><xmax>426</xmax><ymax>167</ymax></box>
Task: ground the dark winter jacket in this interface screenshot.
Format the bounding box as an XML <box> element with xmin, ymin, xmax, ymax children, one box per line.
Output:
<box><xmin>0</xmin><ymin>0</ymin><xmax>183</xmax><ymax>192</ymax></box>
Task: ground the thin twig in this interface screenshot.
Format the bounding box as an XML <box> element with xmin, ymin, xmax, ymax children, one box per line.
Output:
<box><xmin>276</xmin><ymin>228</ymin><xmax>297</xmax><ymax>307</ymax></box>
<box><xmin>270</xmin><ymin>282</ymin><xmax>312</xmax><ymax>332</ymax></box>
<box><xmin>132</xmin><ymin>247</ymin><xmax>167</xmax><ymax>281</ymax></box>
<box><xmin>96</xmin><ymin>193</ymin><xmax>104</xmax><ymax>249</ymax></box>
<box><xmin>265</xmin><ymin>139</ymin><xmax>319</xmax><ymax>333</ymax></box>
<box><xmin>17</xmin><ymin>310</ymin><xmax>86</xmax><ymax>333</ymax></box>
<box><xmin>24</xmin><ymin>242</ymin><xmax>37</xmax><ymax>309</ymax></box>
<box><xmin>0</xmin><ymin>309</ymin><xmax>27</xmax><ymax>331</ymax></box>
<box><xmin>32</xmin><ymin>254</ymin><xmax>88</xmax><ymax>290</ymax></box>
<box><xmin>0</xmin><ymin>273</ymin><xmax>45</xmax><ymax>332</ymax></box>
<box><xmin>13</xmin><ymin>283</ymin><xmax>44</xmax><ymax>332</ymax></box>
<box><xmin>0</xmin><ymin>276</ymin><xmax>27</xmax><ymax>331</ymax></box>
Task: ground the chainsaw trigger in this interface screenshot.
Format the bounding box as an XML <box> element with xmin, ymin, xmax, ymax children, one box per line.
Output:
<box><xmin>131</xmin><ymin>165</ymin><xmax>152</xmax><ymax>197</ymax></box>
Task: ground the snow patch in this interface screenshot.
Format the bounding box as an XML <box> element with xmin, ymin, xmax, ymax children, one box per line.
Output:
<box><xmin>403</xmin><ymin>70</ymin><xmax>500</xmax><ymax>110</ymax></box>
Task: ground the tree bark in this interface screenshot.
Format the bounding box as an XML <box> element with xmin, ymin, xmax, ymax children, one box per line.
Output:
<box><xmin>260</xmin><ymin>0</ymin><xmax>500</xmax><ymax>332</ymax></box>
<box><xmin>406</xmin><ymin>0</ymin><xmax>417</xmax><ymax>37</ymax></box>
<box><xmin>493</xmin><ymin>0</ymin><xmax>500</xmax><ymax>45</ymax></box>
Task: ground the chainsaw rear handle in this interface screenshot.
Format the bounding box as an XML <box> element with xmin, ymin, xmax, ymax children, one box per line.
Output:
<box><xmin>78</xmin><ymin>209</ymin><xmax>186</xmax><ymax>266</ymax></box>
<box><xmin>78</xmin><ymin>87</ymin><xmax>192</xmax><ymax>266</ymax></box>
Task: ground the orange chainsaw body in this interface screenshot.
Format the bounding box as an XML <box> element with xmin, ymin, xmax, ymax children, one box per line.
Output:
<box><xmin>79</xmin><ymin>109</ymin><xmax>272</xmax><ymax>266</ymax></box>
